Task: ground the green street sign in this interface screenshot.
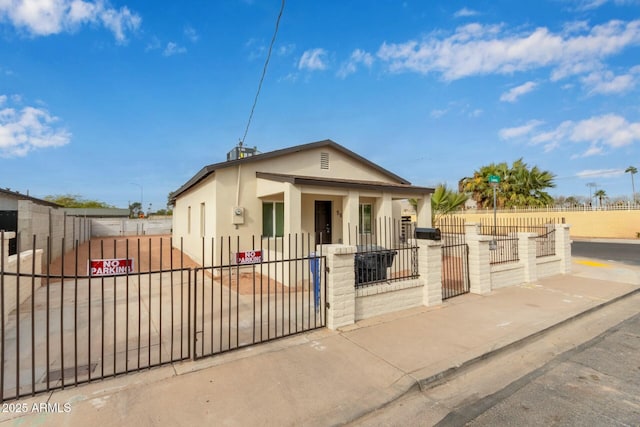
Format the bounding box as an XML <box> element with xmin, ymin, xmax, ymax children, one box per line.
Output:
<box><xmin>489</xmin><ymin>175</ymin><xmax>500</xmax><ymax>183</ymax></box>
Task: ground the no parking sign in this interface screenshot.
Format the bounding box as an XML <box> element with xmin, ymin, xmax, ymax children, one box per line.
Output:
<box><xmin>88</xmin><ymin>258</ymin><xmax>135</xmax><ymax>276</ymax></box>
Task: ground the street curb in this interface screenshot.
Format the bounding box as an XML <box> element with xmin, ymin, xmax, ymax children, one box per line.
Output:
<box><xmin>414</xmin><ymin>286</ymin><xmax>640</xmax><ymax>392</ymax></box>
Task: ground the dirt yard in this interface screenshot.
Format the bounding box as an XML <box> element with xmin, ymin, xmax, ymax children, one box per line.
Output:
<box><xmin>46</xmin><ymin>235</ymin><xmax>303</xmax><ymax>295</ymax></box>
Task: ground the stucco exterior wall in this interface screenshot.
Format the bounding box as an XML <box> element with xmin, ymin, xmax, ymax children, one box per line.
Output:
<box><xmin>172</xmin><ymin>176</ymin><xmax>217</xmax><ymax>263</ymax></box>
<box><xmin>1</xmin><ymin>232</ymin><xmax>42</xmax><ymax>324</ymax></box>
<box><xmin>16</xmin><ymin>201</ymin><xmax>90</xmax><ymax>266</ymax></box>
<box><xmin>90</xmin><ymin>218</ymin><xmax>172</xmax><ymax>236</ymax></box>
<box><xmin>172</xmin><ymin>145</ymin><xmax>429</xmax><ymax>266</ymax></box>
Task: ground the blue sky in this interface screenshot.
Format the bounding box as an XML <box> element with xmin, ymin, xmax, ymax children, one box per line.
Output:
<box><xmin>1</xmin><ymin>0</ymin><xmax>640</xmax><ymax>211</ymax></box>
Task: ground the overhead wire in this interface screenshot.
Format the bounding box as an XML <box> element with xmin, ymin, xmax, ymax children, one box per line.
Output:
<box><xmin>240</xmin><ymin>0</ymin><xmax>286</xmax><ymax>145</ymax></box>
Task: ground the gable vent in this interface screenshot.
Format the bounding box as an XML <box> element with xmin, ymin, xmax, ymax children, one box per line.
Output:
<box><xmin>320</xmin><ymin>152</ymin><xmax>329</xmax><ymax>169</ymax></box>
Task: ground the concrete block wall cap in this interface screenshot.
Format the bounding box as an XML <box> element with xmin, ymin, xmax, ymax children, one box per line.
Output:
<box><xmin>416</xmin><ymin>239</ymin><xmax>442</xmax><ymax>247</ymax></box>
<box><xmin>323</xmin><ymin>244</ymin><xmax>357</xmax><ymax>255</ymax></box>
<box><xmin>1</xmin><ymin>231</ymin><xmax>16</xmax><ymax>239</ymax></box>
<box><xmin>517</xmin><ymin>232</ymin><xmax>539</xmax><ymax>238</ymax></box>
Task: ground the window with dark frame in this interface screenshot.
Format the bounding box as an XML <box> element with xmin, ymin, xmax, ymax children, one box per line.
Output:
<box><xmin>262</xmin><ymin>201</ymin><xmax>284</xmax><ymax>237</ymax></box>
<box><xmin>359</xmin><ymin>203</ymin><xmax>372</xmax><ymax>234</ymax></box>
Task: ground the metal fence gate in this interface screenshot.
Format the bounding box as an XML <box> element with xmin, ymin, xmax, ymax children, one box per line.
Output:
<box><xmin>439</xmin><ymin>218</ymin><xmax>470</xmax><ymax>300</ymax></box>
<box><xmin>192</xmin><ymin>235</ymin><xmax>326</xmax><ymax>359</ymax></box>
<box><xmin>0</xmin><ymin>233</ymin><xmax>326</xmax><ymax>402</ymax></box>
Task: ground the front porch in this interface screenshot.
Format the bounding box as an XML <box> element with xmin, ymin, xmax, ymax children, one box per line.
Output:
<box><xmin>255</xmin><ymin>172</ymin><xmax>433</xmax><ymax>245</ymax></box>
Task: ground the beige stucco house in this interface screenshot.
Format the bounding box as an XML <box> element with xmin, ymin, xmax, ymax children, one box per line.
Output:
<box><xmin>170</xmin><ymin>139</ymin><xmax>434</xmax><ymax>265</ymax></box>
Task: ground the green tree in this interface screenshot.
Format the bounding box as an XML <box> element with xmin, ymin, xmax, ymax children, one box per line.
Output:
<box><xmin>460</xmin><ymin>159</ymin><xmax>555</xmax><ymax>208</ymax></box>
<box><xmin>430</xmin><ymin>184</ymin><xmax>468</xmax><ymax>225</ymax></box>
<box><xmin>625</xmin><ymin>166</ymin><xmax>637</xmax><ymax>203</ymax></box>
<box><xmin>153</xmin><ymin>208</ymin><xmax>173</xmax><ymax>216</ymax></box>
<box><xmin>129</xmin><ymin>202</ymin><xmax>143</xmax><ymax>218</ymax></box>
<box><xmin>44</xmin><ymin>194</ymin><xmax>114</xmax><ymax>208</ymax></box>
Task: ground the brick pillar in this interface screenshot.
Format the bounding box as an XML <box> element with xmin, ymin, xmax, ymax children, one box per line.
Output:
<box><xmin>465</xmin><ymin>223</ymin><xmax>492</xmax><ymax>295</ymax></box>
<box><xmin>323</xmin><ymin>244</ymin><xmax>357</xmax><ymax>330</ymax></box>
<box><xmin>518</xmin><ymin>232</ymin><xmax>538</xmax><ymax>283</ymax></box>
<box><xmin>416</xmin><ymin>239</ymin><xmax>442</xmax><ymax>306</ymax></box>
<box><xmin>555</xmin><ymin>224</ymin><xmax>572</xmax><ymax>274</ymax></box>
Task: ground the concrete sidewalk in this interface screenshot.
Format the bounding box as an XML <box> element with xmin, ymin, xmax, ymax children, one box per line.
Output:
<box><xmin>1</xmin><ymin>258</ymin><xmax>639</xmax><ymax>427</ymax></box>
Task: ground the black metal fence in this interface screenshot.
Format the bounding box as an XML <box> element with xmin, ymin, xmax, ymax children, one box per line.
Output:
<box><xmin>193</xmin><ymin>234</ymin><xmax>325</xmax><ymax>359</ymax></box>
<box><xmin>0</xmin><ymin>232</ymin><xmax>325</xmax><ymax>402</ymax></box>
<box><xmin>536</xmin><ymin>227</ymin><xmax>556</xmax><ymax>258</ymax></box>
<box><xmin>348</xmin><ymin>219</ymin><xmax>418</xmax><ymax>288</ymax></box>
<box><xmin>438</xmin><ymin>217</ymin><xmax>470</xmax><ymax>299</ymax></box>
<box><xmin>479</xmin><ymin>218</ymin><xmax>562</xmax><ymax>263</ymax></box>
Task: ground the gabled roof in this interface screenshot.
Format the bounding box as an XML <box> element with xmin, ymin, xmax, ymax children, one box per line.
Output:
<box><xmin>0</xmin><ymin>188</ymin><xmax>61</xmax><ymax>208</ymax></box>
<box><xmin>170</xmin><ymin>139</ymin><xmax>414</xmax><ymax>202</ymax></box>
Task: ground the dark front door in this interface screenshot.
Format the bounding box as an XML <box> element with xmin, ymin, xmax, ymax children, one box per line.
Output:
<box><xmin>314</xmin><ymin>201</ymin><xmax>332</xmax><ymax>244</ymax></box>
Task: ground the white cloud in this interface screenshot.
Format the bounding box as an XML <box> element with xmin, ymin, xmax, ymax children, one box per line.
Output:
<box><xmin>505</xmin><ymin>113</ymin><xmax>640</xmax><ymax>156</ymax></box>
<box><xmin>298</xmin><ymin>48</ymin><xmax>328</xmax><ymax>71</ymax></box>
<box><xmin>581</xmin><ymin>67</ymin><xmax>640</xmax><ymax>94</ymax></box>
<box><xmin>499</xmin><ymin>120</ymin><xmax>544</xmax><ymax>139</ymax></box>
<box><xmin>430</xmin><ymin>108</ymin><xmax>448</xmax><ymax>118</ymax></box>
<box><xmin>277</xmin><ymin>43</ymin><xmax>295</xmax><ymax>56</ymax></box>
<box><xmin>571</xmin><ymin>114</ymin><xmax>640</xmax><ymax>147</ymax></box>
<box><xmin>337</xmin><ymin>48</ymin><xmax>374</xmax><ymax>78</ymax></box>
<box><xmin>163</xmin><ymin>42</ymin><xmax>186</xmax><ymax>57</ymax></box>
<box><xmin>0</xmin><ymin>100</ymin><xmax>71</xmax><ymax>157</ymax></box>
<box><xmin>184</xmin><ymin>25</ymin><xmax>198</xmax><ymax>43</ymax></box>
<box><xmin>376</xmin><ymin>19</ymin><xmax>640</xmax><ymax>82</ymax></box>
<box><xmin>500</xmin><ymin>81</ymin><xmax>538</xmax><ymax>102</ymax></box>
<box><xmin>454</xmin><ymin>7</ymin><xmax>479</xmax><ymax>18</ymax></box>
<box><xmin>0</xmin><ymin>0</ymin><xmax>141</xmax><ymax>43</ymax></box>
<box><xmin>576</xmin><ymin>168</ymin><xmax>625</xmax><ymax>178</ymax></box>
<box><xmin>571</xmin><ymin>0</ymin><xmax>640</xmax><ymax>11</ymax></box>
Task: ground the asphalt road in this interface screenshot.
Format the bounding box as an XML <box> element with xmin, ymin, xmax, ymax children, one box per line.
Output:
<box><xmin>348</xmin><ymin>298</ymin><xmax>640</xmax><ymax>427</ymax></box>
<box><xmin>440</xmin><ymin>312</ymin><xmax>640</xmax><ymax>426</ymax></box>
<box><xmin>572</xmin><ymin>241</ymin><xmax>640</xmax><ymax>266</ymax></box>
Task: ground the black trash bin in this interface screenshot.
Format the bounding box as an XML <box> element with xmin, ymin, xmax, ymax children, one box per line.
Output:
<box><xmin>355</xmin><ymin>245</ymin><xmax>397</xmax><ymax>284</ymax></box>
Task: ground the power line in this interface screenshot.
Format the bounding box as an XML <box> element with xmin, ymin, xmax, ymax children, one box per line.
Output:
<box><xmin>240</xmin><ymin>0</ymin><xmax>285</xmax><ymax>145</ymax></box>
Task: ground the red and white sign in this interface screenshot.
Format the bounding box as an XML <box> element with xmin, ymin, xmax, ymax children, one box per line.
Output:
<box><xmin>88</xmin><ymin>258</ymin><xmax>135</xmax><ymax>277</ymax></box>
<box><xmin>234</xmin><ymin>250</ymin><xmax>262</xmax><ymax>265</ymax></box>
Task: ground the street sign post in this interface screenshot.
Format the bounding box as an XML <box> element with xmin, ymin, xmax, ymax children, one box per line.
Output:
<box><xmin>489</xmin><ymin>175</ymin><xmax>500</xmax><ymax>249</ymax></box>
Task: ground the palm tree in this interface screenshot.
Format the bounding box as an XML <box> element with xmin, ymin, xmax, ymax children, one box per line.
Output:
<box><xmin>625</xmin><ymin>166</ymin><xmax>637</xmax><ymax>204</ymax></box>
<box><xmin>594</xmin><ymin>189</ymin><xmax>607</xmax><ymax>208</ymax></box>
<box><xmin>409</xmin><ymin>184</ymin><xmax>468</xmax><ymax>226</ymax></box>
<box><xmin>460</xmin><ymin>158</ymin><xmax>555</xmax><ymax>208</ymax></box>
<box><xmin>430</xmin><ymin>184</ymin><xmax>468</xmax><ymax>226</ymax></box>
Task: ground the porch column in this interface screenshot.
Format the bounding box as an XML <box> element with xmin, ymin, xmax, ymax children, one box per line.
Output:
<box><xmin>342</xmin><ymin>190</ymin><xmax>359</xmax><ymax>245</ymax></box>
<box><xmin>375</xmin><ymin>192</ymin><xmax>393</xmax><ymax>223</ymax></box>
<box><xmin>416</xmin><ymin>195</ymin><xmax>432</xmax><ymax>228</ymax></box>
<box><xmin>284</xmin><ymin>182</ymin><xmax>302</xmax><ymax>236</ymax></box>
